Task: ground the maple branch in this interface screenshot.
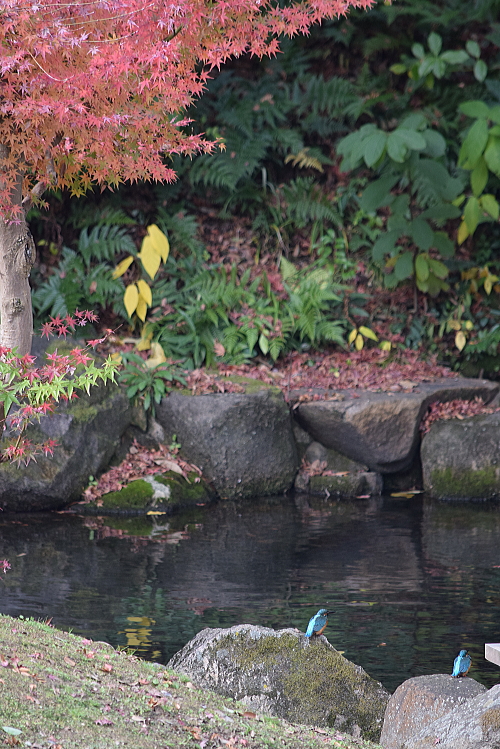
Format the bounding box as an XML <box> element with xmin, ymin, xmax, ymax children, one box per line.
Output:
<box><xmin>22</xmin><ymin>142</ymin><xmax>60</xmax><ymax>213</ymax></box>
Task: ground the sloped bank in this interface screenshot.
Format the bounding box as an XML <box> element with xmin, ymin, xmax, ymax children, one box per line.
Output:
<box><xmin>0</xmin><ymin>613</ymin><xmax>379</xmax><ymax>749</ymax></box>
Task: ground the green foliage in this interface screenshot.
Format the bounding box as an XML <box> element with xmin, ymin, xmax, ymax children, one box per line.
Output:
<box><xmin>32</xmin><ymin>224</ymin><xmax>133</xmax><ymax>320</ymax></box>
<box><xmin>150</xmin><ymin>256</ymin><xmax>347</xmax><ymax>368</ymax></box>
<box><xmin>118</xmin><ymin>353</ymin><xmax>187</xmax><ymax>416</ymax></box>
<box><xmin>338</xmin><ymin>111</ymin><xmax>464</xmax><ymax>294</ymax></box>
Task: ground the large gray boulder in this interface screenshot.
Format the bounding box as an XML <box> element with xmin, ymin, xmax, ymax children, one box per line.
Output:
<box><xmin>156</xmin><ymin>388</ymin><xmax>298</xmax><ymax>499</ymax></box>
<box><xmin>401</xmin><ymin>683</ymin><xmax>500</xmax><ymax>749</ymax></box>
<box><xmin>167</xmin><ymin>624</ymin><xmax>389</xmax><ymax>742</ymax></box>
<box><xmin>0</xmin><ymin>383</ymin><xmax>133</xmax><ymax>511</ymax></box>
<box><xmin>380</xmin><ymin>674</ymin><xmax>487</xmax><ymax>749</ymax></box>
<box><xmin>294</xmin><ymin>379</ymin><xmax>498</xmax><ymax>474</ymax></box>
<box><xmin>421</xmin><ymin>412</ymin><xmax>500</xmax><ymax>499</ymax></box>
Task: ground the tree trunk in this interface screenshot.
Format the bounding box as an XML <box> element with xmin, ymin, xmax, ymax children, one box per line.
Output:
<box><xmin>0</xmin><ymin>153</ymin><xmax>36</xmax><ymax>358</ymax></box>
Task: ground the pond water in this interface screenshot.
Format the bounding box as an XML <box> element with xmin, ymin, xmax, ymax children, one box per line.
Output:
<box><xmin>1</xmin><ymin>493</ymin><xmax>500</xmax><ymax>694</ymax></box>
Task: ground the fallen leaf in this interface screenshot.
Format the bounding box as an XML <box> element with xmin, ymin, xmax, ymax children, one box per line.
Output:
<box><xmin>101</xmin><ymin>663</ymin><xmax>113</xmax><ymax>673</ymax></box>
<box><xmin>64</xmin><ymin>657</ymin><xmax>76</xmax><ymax>667</ymax></box>
<box><xmin>154</xmin><ymin>459</ymin><xmax>184</xmax><ymax>474</ymax></box>
<box><xmin>243</xmin><ymin>711</ymin><xmax>256</xmax><ymax>719</ymax></box>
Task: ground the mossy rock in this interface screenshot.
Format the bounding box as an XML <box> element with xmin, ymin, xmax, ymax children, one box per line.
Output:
<box><xmin>421</xmin><ymin>412</ymin><xmax>500</xmax><ymax>499</ymax></box>
<box><xmin>168</xmin><ymin>624</ymin><xmax>389</xmax><ymax>742</ymax></box>
<box><xmin>90</xmin><ymin>471</ymin><xmax>215</xmax><ymax>514</ymax></box>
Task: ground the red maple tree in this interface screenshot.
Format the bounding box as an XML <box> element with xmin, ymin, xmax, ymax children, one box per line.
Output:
<box><xmin>0</xmin><ymin>0</ymin><xmax>373</xmax><ymax>357</ymax></box>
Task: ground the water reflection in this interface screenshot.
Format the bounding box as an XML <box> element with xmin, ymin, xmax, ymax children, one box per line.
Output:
<box><xmin>0</xmin><ymin>494</ymin><xmax>500</xmax><ymax>693</ymax></box>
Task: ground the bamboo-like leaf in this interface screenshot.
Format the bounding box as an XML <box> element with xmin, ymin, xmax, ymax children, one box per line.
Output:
<box><xmin>124</xmin><ymin>283</ymin><xmax>139</xmax><ymax>317</ymax></box>
<box><xmin>146</xmin><ymin>224</ymin><xmax>170</xmax><ymax>262</ymax></box>
<box><xmin>348</xmin><ymin>328</ymin><xmax>358</xmax><ymax>344</ymax></box>
<box><xmin>112</xmin><ymin>255</ymin><xmax>134</xmax><ymax>279</ymax></box>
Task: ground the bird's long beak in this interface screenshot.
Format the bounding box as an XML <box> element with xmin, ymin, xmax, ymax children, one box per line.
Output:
<box><xmin>326</xmin><ymin>610</ymin><xmax>334</xmax><ymax>615</ymax></box>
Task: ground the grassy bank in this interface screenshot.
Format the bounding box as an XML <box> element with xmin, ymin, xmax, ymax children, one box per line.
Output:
<box><xmin>0</xmin><ymin>614</ymin><xmax>381</xmax><ymax>749</ymax></box>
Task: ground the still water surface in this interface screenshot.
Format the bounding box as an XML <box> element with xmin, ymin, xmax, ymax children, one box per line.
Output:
<box><xmin>1</xmin><ymin>493</ymin><xmax>500</xmax><ymax>693</ymax></box>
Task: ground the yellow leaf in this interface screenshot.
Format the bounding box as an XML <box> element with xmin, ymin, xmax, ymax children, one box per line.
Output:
<box><xmin>111</xmin><ymin>352</ymin><xmax>122</xmax><ymax>365</ymax></box>
<box><xmin>136</xmin><ymin>297</ymin><xmax>148</xmax><ymax>322</ymax></box>
<box><xmin>136</xmin><ymin>279</ymin><xmax>152</xmax><ymax>306</ymax></box>
<box><xmin>447</xmin><ymin>320</ymin><xmax>461</xmax><ymax>331</ymax></box>
<box><xmin>147</xmin><ymin>511</ymin><xmax>167</xmax><ymax>515</ymax></box>
<box><xmin>464</xmin><ymin>320</ymin><xmax>474</xmax><ymax>331</ymax></box>
<box><xmin>484</xmin><ymin>277</ymin><xmax>493</xmax><ymax>295</ymax></box>
<box><xmin>348</xmin><ymin>328</ymin><xmax>358</xmax><ymax>345</ymax></box>
<box><xmin>137</xmin><ymin>328</ymin><xmax>153</xmax><ymax>351</ymax></box>
<box><xmin>455</xmin><ymin>330</ymin><xmax>467</xmax><ymax>351</ymax></box>
<box><xmin>355</xmin><ymin>333</ymin><xmax>364</xmax><ymax>351</ymax></box>
<box><xmin>146</xmin><ymin>224</ymin><xmax>170</xmax><ymax>262</ymax></box>
<box><xmin>124</xmin><ymin>283</ymin><xmax>139</xmax><ymax>318</ymax></box>
<box><xmin>380</xmin><ymin>340</ymin><xmax>392</xmax><ymax>351</ymax></box>
<box><xmin>359</xmin><ymin>325</ymin><xmax>379</xmax><ymax>342</ymax></box>
<box><xmin>457</xmin><ymin>220</ymin><xmax>469</xmax><ymax>245</ymax></box>
<box><xmin>145</xmin><ymin>342</ymin><xmax>167</xmax><ymax>368</ymax></box>
<box><xmin>138</xmin><ymin>238</ymin><xmax>161</xmax><ymax>279</ymax></box>
<box><xmin>112</xmin><ymin>255</ymin><xmax>134</xmax><ymax>279</ymax></box>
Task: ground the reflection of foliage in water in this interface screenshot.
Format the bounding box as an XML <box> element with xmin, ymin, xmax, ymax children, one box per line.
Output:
<box><xmin>2</xmin><ymin>497</ymin><xmax>500</xmax><ymax>693</ymax></box>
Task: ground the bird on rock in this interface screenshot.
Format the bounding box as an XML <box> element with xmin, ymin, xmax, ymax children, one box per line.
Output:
<box><xmin>452</xmin><ymin>649</ymin><xmax>471</xmax><ymax>677</ymax></box>
<box><xmin>305</xmin><ymin>608</ymin><xmax>334</xmax><ymax>638</ymax></box>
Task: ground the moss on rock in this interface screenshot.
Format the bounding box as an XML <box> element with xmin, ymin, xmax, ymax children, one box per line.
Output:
<box><xmin>429</xmin><ymin>466</ymin><xmax>500</xmax><ymax>499</ymax></box>
<box><xmin>92</xmin><ymin>471</ymin><xmax>215</xmax><ymax>514</ymax></box>
<box><xmin>168</xmin><ymin>624</ymin><xmax>389</xmax><ymax>742</ymax></box>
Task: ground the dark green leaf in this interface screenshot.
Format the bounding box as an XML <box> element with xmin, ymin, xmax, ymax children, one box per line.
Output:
<box><xmin>427</xmin><ymin>32</ymin><xmax>442</xmax><ymax>56</ymax></box>
<box><xmin>474</xmin><ymin>60</ymin><xmax>488</xmax><ymax>83</ymax></box>
<box><xmin>440</xmin><ymin>50</ymin><xmax>469</xmax><ymax>65</ymax></box>
<box><xmin>394</xmin><ymin>251</ymin><xmax>414</xmax><ymax>280</ymax></box>
<box><xmin>433</xmin><ymin>231</ymin><xmax>455</xmax><ymax>258</ymax></box>
<box><xmin>363</xmin><ymin>131</ymin><xmax>388</xmax><ymax>167</ymax></box>
<box><xmin>423</xmin><ymin>129</ymin><xmax>446</xmax><ymax>157</ymax></box>
<box><xmin>411</xmin><ymin>217</ymin><xmax>434</xmax><ymax>250</ymax></box>
<box><xmin>359</xmin><ymin>174</ymin><xmax>399</xmax><ymax>212</ymax></box>
<box><xmin>371</xmin><ymin>230</ymin><xmax>401</xmax><ymax>263</ymax></box>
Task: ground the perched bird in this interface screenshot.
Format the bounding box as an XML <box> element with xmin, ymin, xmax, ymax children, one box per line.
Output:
<box><xmin>305</xmin><ymin>608</ymin><xmax>333</xmax><ymax>638</ymax></box>
<box><xmin>452</xmin><ymin>649</ymin><xmax>471</xmax><ymax>677</ymax></box>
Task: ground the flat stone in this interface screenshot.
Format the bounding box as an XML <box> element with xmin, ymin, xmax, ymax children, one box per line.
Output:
<box><xmin>380</xmin><ymin>674</ymin><xmax>487</xmax><ymax>749</ymax></box>
<box><xmin>294</xmin><ymin>379</ymin><xmax>498</xmax><ymax>474</ymax></box>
